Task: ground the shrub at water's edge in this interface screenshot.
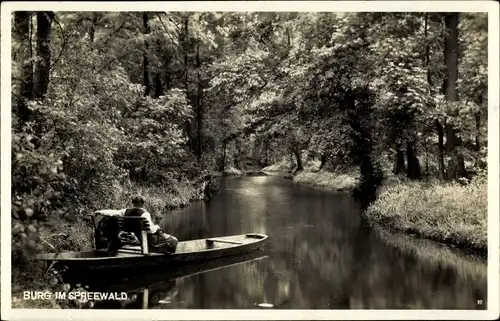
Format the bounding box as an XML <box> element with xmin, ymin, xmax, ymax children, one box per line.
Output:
<box><xmin>222</xmin><ymin>166</ymin><xmax>244</xmax><ymax>176</ymax></box>
<box><xmin>263</xmin><ymin>159</ymin><xmax>361</xmax><ymax>192</ymax></box>
<box><xmin>262</xmin><ymin>160</ymin><xmax>293</xmax><ymax>173</ymax></box>
<box><xmin>293</xmin><ymin>168</ymin><xmax>360</xmax><ymax>192</ymax></box>
<box><xmin>363</xmin><ymin>173</ymin><xmax>487</xmax><ymax>251</ymax></box>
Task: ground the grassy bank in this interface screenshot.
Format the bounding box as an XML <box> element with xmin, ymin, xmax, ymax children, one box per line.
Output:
<box><xmin>263</xmin><ymin>159</ymin><xmax>360</xmax><ymax>192</ymax></box>
<box><xmin>363</xmin><ymin>173</ymin><xmax>487</xmax><ymax>253</ymax></box>
<box><xmin>293</xmin><ymin>168</ymin><xmax>360</xmax><ymax>192</ymax></box>
<box><xmin>262</xmin><ymin>160</ymin><xmax>293</xmax><ymax>172</ymax></box>
<box><xmin>217</xmin><ymin>166</ymin><xmax>269</xmax><ymax>177</ymax></box>
<box><xmin>221</xmin><ymin>166</ymin><xmax>244</xmax><ymax>176</ymax></box>
<box><xmin>12</xmin><ymin>178</ymin><xmax>211</xmax><ymax>308</ymax></box>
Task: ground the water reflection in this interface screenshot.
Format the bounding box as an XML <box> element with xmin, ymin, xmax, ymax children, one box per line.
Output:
<box><xmin>86</xmin><ymin>176</ymin><xmax>486</xmax><ymax>309</ymax></box>
<box><xmin>89</xmin><ymin>252</ymin><xmax>269</xmax><ymax>309</ymax></box>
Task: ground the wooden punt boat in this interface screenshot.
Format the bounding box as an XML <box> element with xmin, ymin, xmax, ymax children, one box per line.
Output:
<box><xmin>36</xmin><ymin>233</ymin><xmax>268</xmax><ymax>271</ymax></box>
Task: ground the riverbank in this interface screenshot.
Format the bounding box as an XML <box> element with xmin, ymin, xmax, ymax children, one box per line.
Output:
<box><xmin>363</xmin><ymin>173</ymin><xmax>487</xmax><ymax>255</ymax></box>
<box><xmin>12</xmin><ymin>176</ymin><xmax>214</xmax><ymax>308</ymax></box>
<box><xmin>293</xmin><ymin>168</ymin><xmax>360</xmax><ymax>192</ymax></box>
<box><xmin>263</xmin><ymin>160</ymin><xmax>360</xmax><ymax>192</ymax></box>
<box><xmin>217</xmin><ymin>166</ymin><xmax>268</xmax><ymax>177</ymax></box>
<box><xmin>264</xmin><ymin>160</ymin><xmax>487</xmax><ymax>255</ymax></box>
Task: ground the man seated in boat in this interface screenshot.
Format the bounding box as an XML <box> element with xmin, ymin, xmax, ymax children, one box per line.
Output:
<box><xmin>96</xmin><ymin>195</ymin><xmax>178</xmax><ymax>253</ymax></box>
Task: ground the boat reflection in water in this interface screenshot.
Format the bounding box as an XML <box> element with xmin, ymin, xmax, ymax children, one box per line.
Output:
<box><xmin>79</xmin><ymin>251</ymin><xmax>268</xmax><ymax>309</ymax></box>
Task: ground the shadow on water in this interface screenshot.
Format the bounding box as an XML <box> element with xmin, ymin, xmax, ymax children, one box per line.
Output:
<box><xmin>76</xmin><ymin>176</ymin><xmax>486</xmax><ymax>309</ymax></box>
<box><xmin>87</xmin><ymin>251</ymin><xmax>269</xmax><ymax>309</ymax></box>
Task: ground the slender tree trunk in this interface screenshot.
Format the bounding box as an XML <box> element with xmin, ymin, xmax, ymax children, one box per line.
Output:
<box><xmin>435</xmin><ymin>120</ymin><xmax>446</xmax><ymax>180</ymax></box>
<box><xmin>443</xmin><ymin>13</ymin><xmax>466</xmax><ymax>180</ymax></box>
<box><xmin>429</xmin><ymin>15</ymin><xmax>448</xmax><ymax>181</ymax></box>
<box><xmin>393</xmin><ymin>141</ymin><xmax>406</xmax><ymax>175</ymax></box>
<box><xmin>474</xmin><ymin>93</ymin><xmax>483</xmax><ymax>152</ymax></box>
<box><xmin>154</xmin><ymin>40</ymin><xmax>163</xmax><ymax>98</ymax></box>
<box><xmin>195</xmin><ymin>41</ymin><xmax>203</xmax><ymax>162</ymax></box>
<box><xmin>154</xmin><ymin>73</ymin><xmax>162</xmax><ymax>98</ymax></box>
<box><xmin>140</xmin><ymin>14</ymin><xmax>150</xmax><ymax>185</ymax></box>
<box><xmin>474</xmin><ymin>112</ymin><xmax>481</xmax><ymax>151</ymax></box>
<box><xmin>89</xmin><ymin>13</ymin><xmax>99</xmax><ymax>44</ymax></box>
<box><xmin>14</xmin><ymin>12</ymin><xmax>34</xmax><ymax>123</ymax></box>
<box><xmin>286</xmin><ymin>27</ymin><xmax>291</xmax><ymax>47</ymax></box>
<box><xmin>164</xmin><ymin>55</ymin><xmax>171</xmax><ymax>91</ymax></box>
<box><xmin>293</xmin><ymin>149</ymin><xmax>303</xmax><ymax>172</ymax></box>
<box><xmin>234</xmin><ymin>139</ymin><xmax>241</xmax><ymax>168</ymax></box>
<box><xmin>222</xmin><ymin>140</ymin><xmax>227</xmax><ymax>171</ymax></box>
<box><xmin>424</xmin><ymin>13</ymin><xmax>445</xmax><ymax>181</ymax></box>
<box><xmin>443</xmin><ymin>13</ymin><xmax>459</xmax><ymax>102</ymax></box>
<box><xmin>406</xmin><ymin>139</ymin><xmax>421</xmax><ymax>179</ymax></box>
<box><xmin>183</xmin><ymin>17</ymin><xmax>189</xmax><ymax>91</ymax></box>
<box><xmin>424</xmin><ymin>13</ymin><xmax>433</xmax><ymax>87</ymax></box>
<box><xmin>163</xmin><ymin>46</ymin><xmax>172</xmax><ymax>91</ymax></box>
<box><xmin>34</xmin><ymin>12</ymin><xmax>54</xmax><ymax>100</ymax></box>
<box><xmin>183</xmin><ymin>16</ymin><xmax>193</xmax><ymax>152</ymax></box>
<box><xmin>423</xmin><ymin>135</ymin><xmax>429</xmax><ymax>177</ymax></box>
<box><xmin>319</xmin><ymin>153</ymin><xmax>328</xmax><ymax>170</ymax></box>
<box><xmin>142</xmin><ymin>13</ymin><xmax>151</xmax><ymax>97</ymax></box>
<box><xmin>445</xmin><ymin>125</ymin><xmax>466</xmax><ymax>179</ymax></box>
<box><xmin>262</xmin><ymin>141</ymin><xmax>269</xmax><ymax>167</ymax></box>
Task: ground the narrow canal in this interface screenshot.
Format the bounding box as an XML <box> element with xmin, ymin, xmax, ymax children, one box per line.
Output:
<box><xmin>92</xmin><ymin>175</ymin><xmax>487</xmax><ymax>309</ymax></box>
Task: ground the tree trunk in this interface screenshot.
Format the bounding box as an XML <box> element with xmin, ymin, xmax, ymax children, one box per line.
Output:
<box><xmin>14</xmin><ymin>12</ymin><xmax>34</xmax><ymax>123</ymax></box>
<box><xmin>474</xmin><ymin>112</ymin><xmax>481</xmax><ymax>151</ymax></box>
<box><xmin>406</xmin><ymin>139</ymin><xmax>421</xmax><ymax>179</ymax></box>
<box><xmin>443</xmin><ymin>13</ymin><xmax>466</xmax><ymax>180</ymax></box>
<box><xmin>474</xmin><ymin>92</ymin><xmax>483</xmax><ymax>151</ymax></box>
<box><xmin>154</xmin><ymin>41</ymin><xmax>163</xmax><ymax>98</ymax></box>
<box><xmin>424</xmin><ymin>13</ymin><xmax>433</xmax><ymax>88</ymax></box>
<box><xmin>195</xmin><ymin>41</ymin><xmax>203</xmax><ymax>162</ymax></box>
<box><xmin>183</xmin><ymin>16</ymin><xmax>192</xmax><ymax>152</ymax></box>
<box><xmin>142</xmin><ymin>13</ymin><xmax>151</xmax><ymax>97</ymax></box>
<box><xmin>234</xmin><ymin>139</ymin><xmax>241</xmax><ymax>169</ymax></box>
<box><xmin>346</xmin><ymin>94</ymin><xmax>383</xmax><ymax>210</ymax></box>
<box><xmin>34</xmin><ymin>12</ymin><xmax>54</xmax><ymax>100</ymax></box>
<box><xmin>293</xmin><ymin>149</ymin><xmax>303</xmax><ymax>173</ymax></box>
<box><xmin>164</xmin><ymin>46</ymin><xmax>173</xmax><ymax>92</ymax></box>
<box><xmin>435</xmin><ymin>120</ymin><xmax>446</xmax><ymax>180</ymax></box>
<box><xmin>164</xmin><ymin>50</ymin><xmax>171</xmax><ymax>91</ymax></box>
<box><xmin>423</xmin><ymin>135</ymin><xmax>429</xmax><ymax>177</ymax></box>
<box><xmin>221</xmin><ymin>140</ymin><xmax>227</xmax><ymax>171</ymax></box>
<box><xmin>263</xmin><ymin>142</ymin><xmax>269</xmax><ymax>167</ymax></box>
<box><xmin>424</xmin><ymin>13</ymin><xmax>443</xmax><ymax>181</ymax></box>
<box><xmin>443</xmin><ymin>13</ymin><xmax>459</xmax><ymax>102</ymax></box>
<box><xmin>424</xmin><ymin>13</ymin><xmax>448</xmax><ymax>181</ymax></box>
<box><xmin>154</xmin><ymin>72</ymin><xmax>162</xmax><ymax>98</ymax></box>
<box><xmin>393</xmin><ymin>141</ymin><xmax>406</xmax><ymax>175</ymax></box>
<box><xmin>319</xmin><ymin>153</ymin><xmax>328</xmax><ymax>170</ymax></box>
<box><xmin>445</xmin><ymin>125</ymin><xmax>466</xmax><ymax>180</ymax></box>
<box><xmin>89</xmin><ymin>13</ymin><xmax>99</xmax><ymax>44</ymax></box>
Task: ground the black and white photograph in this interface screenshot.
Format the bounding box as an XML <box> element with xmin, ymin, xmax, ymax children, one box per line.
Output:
<box><xmin>1</xmin><ymin>1</ymin><xmax>499</xmax><ymax>320</ymax></box>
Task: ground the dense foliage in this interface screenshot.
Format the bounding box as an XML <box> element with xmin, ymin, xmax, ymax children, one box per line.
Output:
<box><xmin>11</xmin><ymin>12</ymin><xmax>488</xmax><ymax>264</ymax></box>
<box><xmin>208</xmin><ymin>12</ymin><xmax>487</xmax><ymax>202</ymax></box>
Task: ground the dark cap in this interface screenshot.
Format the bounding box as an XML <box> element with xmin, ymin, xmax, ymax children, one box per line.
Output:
<box><xmin>131</xmin><ymin>195</ymin><xmax>145</xmax><ymax>206</ymax></box>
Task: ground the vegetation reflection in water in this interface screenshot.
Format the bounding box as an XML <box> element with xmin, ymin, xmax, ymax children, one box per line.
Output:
<box><xmin>84</xmin><ymin>176</ymin><xmax>485</xmax><ymax>310</ymax></box>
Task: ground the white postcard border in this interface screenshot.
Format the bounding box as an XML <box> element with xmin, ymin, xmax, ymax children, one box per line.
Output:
<box><xmin>1</xmin><ymin>1</ymin><xmax>499</xmax><ymax>320</ymax></box>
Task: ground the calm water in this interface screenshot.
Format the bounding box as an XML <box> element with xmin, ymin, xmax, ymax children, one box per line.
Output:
<box><xmin>91</xmin><ymin>176</ymin><xmax>487</xmax><ymax>309</ymax></box>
